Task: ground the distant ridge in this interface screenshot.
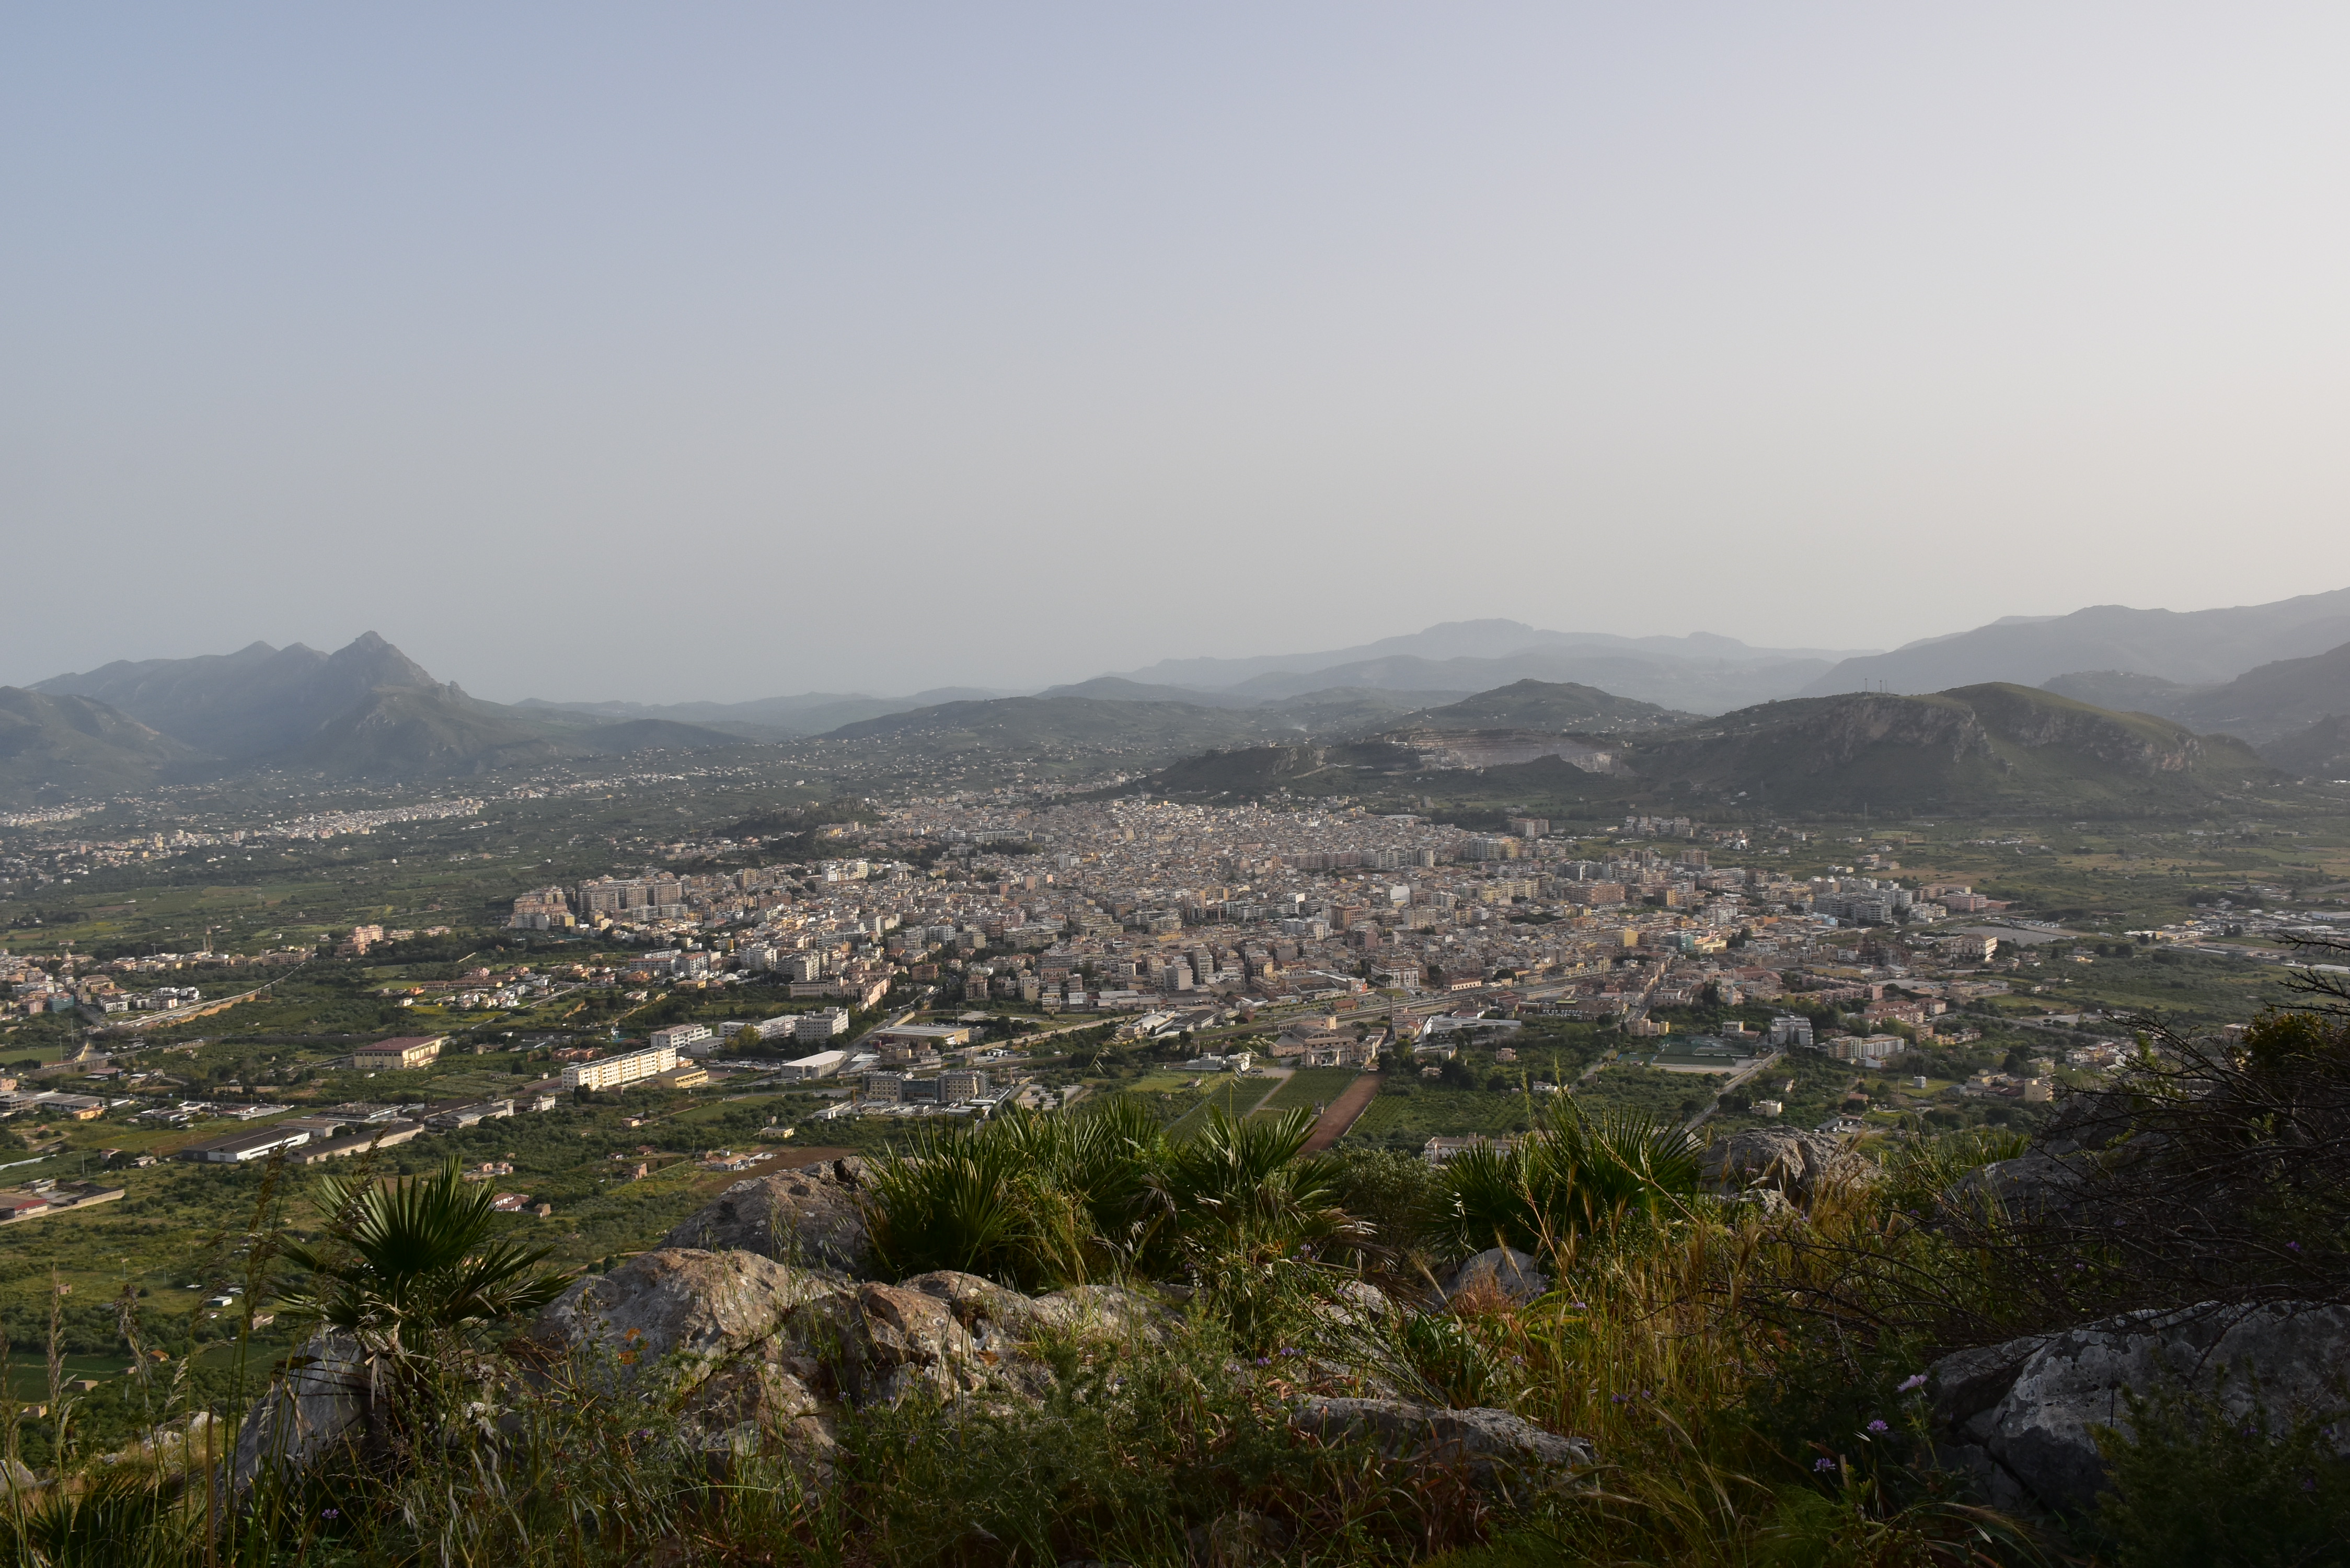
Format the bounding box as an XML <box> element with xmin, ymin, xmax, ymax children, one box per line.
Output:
<box><xmin>1803</xmin><ymin>589</ymin><xmax>2350</xmax><ymax>697</ymax></box>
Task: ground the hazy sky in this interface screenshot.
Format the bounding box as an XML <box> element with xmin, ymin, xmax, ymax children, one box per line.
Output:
<box><xmin>7</xmin><ymin>5</ymin><xmax>2349</xmax><ymax>702</ymax></box>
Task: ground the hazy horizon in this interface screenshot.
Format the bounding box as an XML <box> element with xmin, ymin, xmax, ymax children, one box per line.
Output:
<box><xmin>10</xmin><ymin>6</ymin><xmax>2350</xmax><ymax>702</ymax></box>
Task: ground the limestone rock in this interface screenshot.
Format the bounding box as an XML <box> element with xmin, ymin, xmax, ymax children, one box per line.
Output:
<box><xmin>1444</xmin><ymin>1248</ymin><xmax>1548</xmax><ymax>1305</ymax></box>
<box><xmin>1701</xmin><ymin>1128</ymin><xmax>1866</xmax><ymax>1203</ymax></box>
<box><xmin>661</xmin><ymin>1158</ymin><xmax>872</xmax><ymax>1274</ymax></box>
<box><xmin>902</xmin><ymin>1269</ymin><xmax>1046</xmax><ymax>1346</ymax></box>
<box><xmin>1290</xmin><ymin>1397</ymin><xmax>1594</xmax><ymax>1490</ymax></box>
<box><xmin>799</xmin><ymin>1280</ymin><xmax>987</xmax><ymax>1406</ymax></box>
<box><xmin>231</xmin><ymin>1331</ymin><xmax>371</xmax><ymax>1491</ymax></box>
<box><xmin>1931</xmin><ymin>1300</ymin><xmax>2350</xmax><ymax>1514</ymax></box>
<box><xmin>534</xmin><ymin>1248</ymin><xmax>846</xmax><ymax>1375</ymax></box>
<box><xmin>1029</xmin><ymin>1284</ymin><xmax>1172</xmax><ymax>1342</ymax></box>
<box><xmin>677</xmin><ymin>1359</ymin><xmax>836</xmax><ymax>1475</ymax></box>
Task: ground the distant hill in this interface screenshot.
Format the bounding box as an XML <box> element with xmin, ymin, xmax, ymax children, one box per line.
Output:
<box><xmin>13</xmin><ymin>633</ymin><xmax>759</xmax><ymax>799</ymax></box>
<box><xmin>2263</xmin><ymin>715</ymin><xmax>2350</xmax><ymax>780</ymax></box>
<box><xmin>1104</xmin><ymin>618</ymin><xmax>1868</xmax><ymax>694</ymax></box>
<box><xmin>821</xmin><ymin>695</ymin><xmax>1288</xmax><ymax>760</ymax></box>
<box><xmin>1130</xmin><ymin>683</ymin><xmax>2279</xmax><ymax>817</ymax></box>
<box><xmin>1219</xmin><ymin>648</ymin><xmax>1837</xmax><ymax>713</ymax></box>
<box><xmin>1630</xmin><ymin>684</ymin><xmax>2272</xmax><ymax>815</ymax></box>
<box><xmin>37</xmin><ymin>632</ymin><xmax>439</xmax><ymax>758</ymax></box>
<box><xmin>518</xmin><ymin>686</ymin><xmax>1010</xmax><ymax>737</ymax></box>
<box><xmin>0</xmin><ymin>687</ymin><xmax>202</xmax><ymax>800</ymax></box>
<box><xmin>2164</xmin><ymin>640</ymin><xmax>2350</xmax><ymax>744</ymax></box>
<box><xmin>1038</xmin><ymin>677</ymin><xmax>1259</xmax><ymax>708</ymax></box>
<box><xmin>1804</xmin><ymin>589</ymin><xmax>2350</xmax><ymax>697</ymax></box>
<box><xmin>2040</xmin><ymin>670</ymin><xmax>2200</xmax><ymax>713</ymax></box>
<box><xmin>1403</xmin><ymin>679</ymin><xmax>1689</xmax><ymax>733</ymax></box>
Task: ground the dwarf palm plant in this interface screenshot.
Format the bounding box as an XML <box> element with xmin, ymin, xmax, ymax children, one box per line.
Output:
<box><xmin>1441</xmin><ymin>1102</ymin><xmax>1701</xmax><ymax>1256</ymax></box>
<box><xmin>277</xmin><ymin>1156</ymin><xmax>573</xmax><ymax>1359</ymax></box>
<box><xmin>1141</xmin><ymin>1106</ymin><xmax>1357</xmax><ymax>1266</ymax></box>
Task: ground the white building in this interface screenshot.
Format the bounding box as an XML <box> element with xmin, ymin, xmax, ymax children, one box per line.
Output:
<box><xmin>561</xmin><ymin>1044</ymin><xmax>678</xmax><ymax>1092</ymax></box>
<box><xmin>650</xmin><ymin>1023</ymin><xmax>713</xmax><ymax>1053</ymax></box>
<box><xmin>794</xmin><ymin>1008</ymin><xmax>851</xmax><ymax>1043</ymax></box>
<box><xmin>778</xmin><ymin>1049</ymin><xmax>849</xmax><ymax>1082</ymax></box>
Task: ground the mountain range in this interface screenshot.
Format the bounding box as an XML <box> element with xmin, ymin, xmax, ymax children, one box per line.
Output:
<box><xmin>8</xmin><ymin>584</ymin><xmax>2350</xmax><ymax>806</ymax></box>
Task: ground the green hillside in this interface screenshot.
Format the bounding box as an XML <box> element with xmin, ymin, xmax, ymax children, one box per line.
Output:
<box><xmin>1404</xmin><ymin>678</ymin><xmax>1688</xmax><ymax>733</ymax></box>
<box><xmin>0</xmin><ymin>687</ymin><xmax>202</xmax><ymax>801</ymax></box>
<box><xmin>1627</xmin><ymin>683</ymin><xmax>2271</xmax><ymax>815</ymax></box>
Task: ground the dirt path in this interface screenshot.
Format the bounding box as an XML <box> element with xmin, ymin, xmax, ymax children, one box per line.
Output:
<box><xmin>1301</xmin><ymin>1073</ymin><xmax>1380</xmax><ymax>1154</ymax></box>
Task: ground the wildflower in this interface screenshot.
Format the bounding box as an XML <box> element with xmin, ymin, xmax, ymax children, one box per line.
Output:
<box><xmin>322</xmin><ymin>1508</ymin><xmax>340</xmax><ymax>1520</ymax></box>
<box><xmin>1867</xmin><ymin>1420</ymin><xmax>1889</xmax><ymax>1434</ymax></box>
<box><xmin>1571</xmin><ymin>1301</ymin><xmax>1587</xmax><ymax>1309</ymax></box>
<box><xmin>1281</xmin><ymin>1347</ymin><xmax>1299</xmax><ymax>1356</ymax></box>
<box><xmin>1897</xmin><ymin>1373</ymin><xmax>1928</xmax><ymax>1393</ymax></box>
<box><xmin>1255</xmin><ymin>1357</ymin><xmax>1270</xmax><ymax>1367</ymax></box>
<box><xmin>1814</xmin><ymin>1457</ymin><xmax>1837</xmax><ymax>1472</ymax></box>
<box><xmin>2287</xmin><ymin>1241</ymin><xmax>2303</xmax><ymax>1252</ymax></box>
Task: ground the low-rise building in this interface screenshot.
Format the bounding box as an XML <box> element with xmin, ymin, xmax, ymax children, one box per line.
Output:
<box><xmin>179</xmin><ymin>1126</ymin><xmax>313</xmax><ymax>1163</ymax></box>
<box><xmin>355</xmin><ymin>1035</ymin><xmax>445</xmax><ymax>1070</ymax></box>
<box><xmin>779</xmin><ymin>1049</ymin><xmax>850</xmax><ymax>1082</ymax></box>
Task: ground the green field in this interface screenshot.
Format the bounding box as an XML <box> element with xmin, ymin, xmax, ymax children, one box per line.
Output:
<box><xmin>1252</xmin><ymin>1067</ymin><xmax>1360</xmax><ymax>1118</ymax></box>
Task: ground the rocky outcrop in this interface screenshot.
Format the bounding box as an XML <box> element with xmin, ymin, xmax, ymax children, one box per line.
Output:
<box><xmin>1701</xmin><ymin>1128</ymin><xmax>1868</xmax><ymax>1204</ymax></box>
<box><xmin>534</xmin><ymin>1248</ymin><xmax>844</xmax><ymax>1373</ymax></box>
<box><xmin>660</xmin><ymin>1158</ymin><xmax>872</xmax><ymax>1274</ymax></box>
<box><xmin>1444</xmin><ymin>1248</ymin><xmax>1549</xmax><ymax>1305</ymax></box>
<box><xmin>1289</xmin><ymin>1397</ymin><xmax>1595</xmax><ymax>1491</ymax></box>
<box><xmin>1931</xmin><ymin>1300</ymin><xmax>2350</xmax><ymax>1514</ymax></box>
<box><xmin>231</xmin><ymin>1332</ymin><xmax>372</xmax><ymax>1491</ymax></box>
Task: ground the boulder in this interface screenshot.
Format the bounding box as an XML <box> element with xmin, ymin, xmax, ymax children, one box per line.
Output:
<box><xmin>901</xmin><ymin>1269</ymin><xmax>1047</xmax><ymax>1347</ymax></box>
<box><xmin>534</xmin><ymin>1248</ymin><xmax>846</xmax><ymax>1376</ymax></box>
<box><xmin>1289</xmin><ymin>1397</ymin><xmax>1595</xmax><ymax>1491</ymax></box>
<box><xmin>661</xmin><ymin>1158</ymin><xmax>872</xmax><ymax>1274</ymax></box>
<box><xmin>1444</xmin><ymin>1248</ymin><xmax>1548</xmax><ymax>1305</ymax></box>
<box><xmin>1931</xmin><ymin>1300</ymin><xmax>2350</xmax><ymax>1514</ymax></box>
<box><xmin>798</xmin><ymin>1281</ymin><xmax>986</xmax><ymax>1406</ymax></box>
<box><xmin>1701</xmin><ymin>1128</ymin><xmax>1866</xmax><ymax>1203</ymax></box>
<box><xmin>1029</xmin><ymin>1284</ymin><xmax>1171</xmax><ymax>1342</ymax></box>
<box><xmin>231</xmin><ymin>1331</ymin><xmax>371</xmax><ymax>1491</ymax></box>
<box><xmin>675</xmin><ymin>1359</ymin><xmax>836</xmax><ymax>1474</ymax></box>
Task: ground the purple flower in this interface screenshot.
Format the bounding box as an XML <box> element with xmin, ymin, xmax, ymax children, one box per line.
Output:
<box><xmin>1255</xmin><ymin>1357</ymin><xmax>1270</xmax><ymax>1367</ymax></box>
<box><xmin>322</xmin><ymin>1508</ymin><xmax>340</xmax><ymax>1520</ymax></box>
<box><xmin>1571</xmin><ymin>1301</ymin><xmax>1588</xmax><ymax>1309</ymax></box>
<box><xmin>1814</xmin><ymin>1457</ymin><xmax>1837</xmax><ymax>1472</ymax></box>
<box><xmin>2287</xmin><ymin>1241</ymin><xmax>2303</xmax><ymax>1252</ymax></box>
<box><xmin>1897</xmin><ymin>1373</ymin><xmax>1928</xmax><ymax>1393</ymax></box>
<box><xmin>1867</xmin><ymin>1420</ymin><xmax>1889</xmax><ymax>1434</ymax></box>
<box><xmin>1281</xmin><ymin>1347</ymin><xmax>1299</xmax><ymax>1357</ymax></box>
